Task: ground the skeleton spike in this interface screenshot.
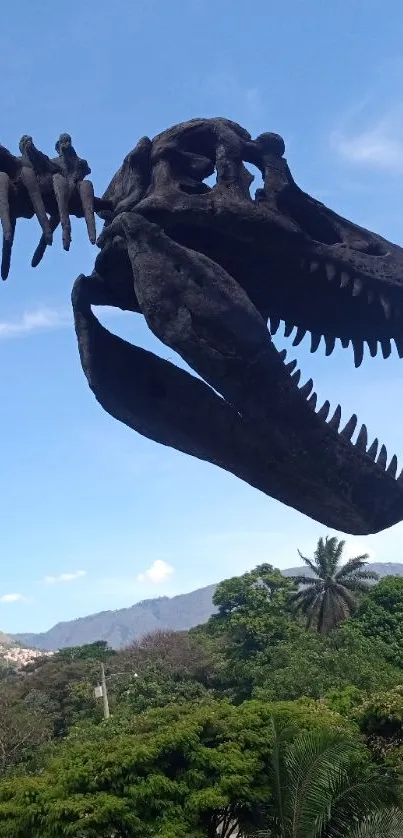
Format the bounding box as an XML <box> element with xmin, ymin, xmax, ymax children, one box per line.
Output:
<box><xmin>19</xmin><ymin>166</ymin><xmax>52</xmax><ymax>244</ymax></box>
<box><xmin>52</xmin><ymin>173</ymin><xmax>71</xmax><ymax>251</ymax></box>
<box><xmin>340</xmin><ymin>336</ymin><xmax>350</xmax><ymax>349</ymax></box>
<box><xmin>31</xmin><ymin>215</ymin><xmax>60</xmax><ymax>268</ymax></box>
<box><xmin>78</xmin><ymin>179</ymin><xmax>96</xmax><ymax>244</ymax></box>
<box><xmin>291</xmin><ymin>369</ymin><xmax>301</xmax><ymax>385</ymax></box>
<box><xmin>387</xmin><ymin>454</ymin><xmax>398</xmax><ymax>478</ymax></box>
<box><xmin>324</xmin><ymin>334</ymin><xmax>336</xmax><ymax>356</ymax></box>
<box><xmin>278</xmin><ymin>349</ymin><xmax>287</xmax><ymax>361</ymax></box>
<box><xmin>395</xmin><ymin>336</ymin><xmax>403</xmax><ymax>359</ymax></box>
<box><xmin>269</xmin><ymin>314</ymin><xmax>280</xmax><ymax>335</ymax></box>
<box><xmin>367</xmin><ymin>339</ymin><xmax>378</xmax><ymax>358</ymax></box>
<box><xmin>377</xmin><ymin>444</ymin><xmax>388</xmax><ymax>469</ymax></box>
<box><xmin>341</xmin><ymin>414</ymin><xmax>358</xmax><ymax>440</ymax></box>
<box><xmin>340</xmin><ymin>271</ymin><xmax>350</xmax><ymax>288</ymax></box>
<box><xmin>317</xmin><ymin>400</ymin><xmax>330</xmax><ymax>420</ymax></box>
<box><xmin>284</xmin><ymin>322</ymin><xmax>294</xmax><ymax>338</ymax></box>
<box><xmin>329</xmin><ymin>404</ymin><xmax>342</xmax><ymax>430</ymax></box>
<box><xmin>308</xmin><ymin>392</ymin><xmax>317</xmax><ymax>409</ymax></box>
<box><xmin>367</xmin><ymin>439</ymin><xmax>378</xmax><ymax>460</ymax></box>
<box><xmin>0</xmin><ymin>172</ymin><xmax>14</xmax><ymax>280</ymax></box>
<box><xmin>352</xmin><ymin>278</ymin><xmax>362</xmax><ymax>297</ymax></box>
<box><xmin>293</xmin><ymin>326</ymin><xmax>306</xmax><ymax>346</ymax></box>
<box><xmin>355</xmin><ymin>424</ymin><xmax>368</xmax><ymax>450</ymax></box>
<box><xmin>353</xmin><ymin>340</ymin><xmax>364</xmax><ymax>368</ymax></box>
<box><xmin>380</xmin><ymin>339</ymin><xmax>392</xmax><ymax>359</ymax></box>
<box><xmin>398</xmin><ymin>466</ymin><xmax>403</xmax><ymax>483</ymax></box>
<box><xmin>299</xmin><ymin>378</ymin><xmax>313</xmax><ymax>398</ymax></box>
<box><xmin>310</xmin><ymin>332</ymin><xmax>321</xmax><ymax>353</ymax></box>
<box><xmin>285</xmin><ymin>359</ymin><xmax>297</xmax><ymax>373</ymax></box>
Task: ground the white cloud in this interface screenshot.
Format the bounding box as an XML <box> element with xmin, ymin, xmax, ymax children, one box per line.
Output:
<box><xmin>0</xmin><ymin>593</ymin><xmax>24</xmax><ymax>603</ymax></box>
<box><xmin>44</xmin><ymin>570</ymin><xmax>87</xmax><ymax>585</ymax></box>
<box><xmin>0</xmin><ymin>304</ymin><xmax>125</xmax><ymax>341</ymax></box>
<box><xmin>137</xmin><ymin>559</ymin><xmax>174</xmax><ymax>584</ymax></box>
<box><xmin>0</xmin><ymin>307</ymin><xmax>70</xmax><ymax>339</ymax></box>
<box><xmin>330</xmin><ymin>106</ymin><xmax>403</xmax><ymax>173</ymax></box>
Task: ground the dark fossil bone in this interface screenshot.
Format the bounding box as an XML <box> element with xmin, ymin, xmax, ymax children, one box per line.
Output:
<box><xmin>4</xmin><ymin>118</ymin><xmax>403</xmax><ymax>535</ymax></box>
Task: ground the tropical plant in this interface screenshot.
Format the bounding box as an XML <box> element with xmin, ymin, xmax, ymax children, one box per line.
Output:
<box><xmin>257</xmin><ymin>722</ymin><xmax>403</xmax><ymax>838</ymax></box>
<box><xmin>289</xmin><ymin>536</ymin><xmax>378</xmax><ymax>634</ymax></box>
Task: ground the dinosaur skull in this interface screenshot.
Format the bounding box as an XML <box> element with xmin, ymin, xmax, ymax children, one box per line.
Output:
<box><xmin>72</xmin><ymin>118</ymin><xmax>403</xmax><ymax>535</ymax></box>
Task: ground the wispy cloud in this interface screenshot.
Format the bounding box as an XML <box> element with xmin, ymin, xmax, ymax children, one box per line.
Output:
<box><xmin>0</xmin><ymin>307</ymin><xmax>70</xmax><ymax>339</ymax></box>
<box><xmin>44</xmin><ymin>570</ymin><xmax>87</xmax><ymax>585</ymax></box>
<box><xmin>0</xmin><ymin>304</ymin><xmax>126</xmax><ymax>341</ymax></box>
<box><xmin>137</xmin><ymin>559</ymin><xmax>174</xmax><ymax>584</ymax></box>
<box><xmin>0</xmin><ymin>593</ymin><xmax>25</xmax><ymax>603</ymax></box>
<box><xmin>331</xmin><ymin>106</ymin><xmax>403</xmax><ymax>173</ymax></box>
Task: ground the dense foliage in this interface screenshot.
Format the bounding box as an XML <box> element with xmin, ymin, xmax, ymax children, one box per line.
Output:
<box><xmin>0</xmin><ymin>538</ymin><xmax>403</xmax><ymax>836</ymax></box>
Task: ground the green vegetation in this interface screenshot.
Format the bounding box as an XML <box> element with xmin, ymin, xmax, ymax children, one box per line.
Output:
<box><xmin>0</xmin><ymin>537</ymin><xmax>403</xmax><ymax>836</ymax></box>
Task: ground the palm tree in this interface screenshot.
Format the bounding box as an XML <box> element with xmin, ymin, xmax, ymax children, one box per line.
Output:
<box><xmin>250</xmin><ymin>722</ymin><xmax>403</xmax><ymax>838</ymax></box>
<box><xmin>289</xmin><ymin>536</ymin><xmax>378</xmax><ymax>634</ymax></box>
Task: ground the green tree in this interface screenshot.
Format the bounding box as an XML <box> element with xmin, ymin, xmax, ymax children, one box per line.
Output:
<box><xmin>0</xmin><ymin>699</ymin><xmax>351</xmax><ymax>838</ymax></box>
<box><xmin>352</xmin><ymin>576</ymin><xmax>403</xmax><ymax>668</ymax></box>
<box><xmin>259</xmin><ymin>723</ymin><xmax>402</xmax><ymax>838</ymax></box>
<box><xmin>290</xmin><ymin>536</ymin><xmax>377</xmax><ymax>634</ymax></box>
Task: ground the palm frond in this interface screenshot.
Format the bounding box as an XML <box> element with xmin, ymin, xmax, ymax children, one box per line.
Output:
<box><xmin>289</xmin><ymin>575</ymin><xmax>323</xmax><ymax>588</ymax></box>
<box><xmin>284</xmin><ymin>730</ymin><xmax>355</xmax><ymax>838</ymax></box>
<box><xmin>335</xmin><ymin>556</ymin><xmax>374</xmax><ymax>582</ymax></box>
<box><xmin>297</xmin><ymin>550</ymin><xmax>321</xmax><ymax>578</ymax></box>
<box><xmin>343</xmin><ymin>808</ymin><xmax>403</xmax><ymax>838</ymax></box>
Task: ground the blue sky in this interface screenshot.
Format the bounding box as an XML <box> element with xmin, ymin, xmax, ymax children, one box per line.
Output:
<box><xmin>2</xmin><ymin>0</ymin><xmax>403</xmax><ymax>633</ymax></box>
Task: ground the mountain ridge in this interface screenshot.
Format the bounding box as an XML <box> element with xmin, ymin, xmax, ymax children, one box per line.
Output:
<box><xmin>12</xmin><ymin>562</ymin><xmax>403</xmax><ymax>651</ymax></box>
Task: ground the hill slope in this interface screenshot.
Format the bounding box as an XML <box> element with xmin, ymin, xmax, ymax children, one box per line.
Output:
<box><xmin>13</xmin><ymin>563</ymin><xmax>403</xmax><ymax>651</ymax></box>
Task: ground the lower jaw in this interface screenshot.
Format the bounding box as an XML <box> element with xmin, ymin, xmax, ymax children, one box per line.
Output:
<box><xmin>72</xmin><ymin>274</ymin><xmax>401</xmax><ymax>535</ymax></box>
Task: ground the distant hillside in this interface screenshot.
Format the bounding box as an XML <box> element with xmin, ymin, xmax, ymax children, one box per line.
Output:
<box><xmin>13</xmin><ymin>563</ymin><xmax>403</xmax><ymax>651</ymax></box>
<box><xmin>13</xmin><ymin>584</ymin><xmax>218</xmax><ymax>651</ymax></box>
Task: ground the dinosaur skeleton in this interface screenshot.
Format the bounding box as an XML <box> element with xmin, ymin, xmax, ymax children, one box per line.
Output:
<box><xmin>2</xmin><ymin>118</ymin><xmax>403</xmax><ymax>535</ymax></box>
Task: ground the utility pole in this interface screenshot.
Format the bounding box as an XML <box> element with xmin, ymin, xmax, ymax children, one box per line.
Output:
<box><xmin>100</xmin><ymin>662</ymin><xmax>110</xmax><ymax>720</ymax></box>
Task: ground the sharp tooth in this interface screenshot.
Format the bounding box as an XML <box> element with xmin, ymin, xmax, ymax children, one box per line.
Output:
<box><xmin>278</xmin><ymin>349</ymin><xmax>287</xmax><ymax>361</ymax></box>
<box><xmin>310</xmin><ymin>333</ymin><xmax>321</xmax><ymax>353</ymax></box>
<box><xmin>387</xmin><ymin>454</ymin><xmax>398</xmax><ymax>478</ymax></box>
<box><xmin>398</xmin><ymin>467</ymin><xmax>403</xmax><ymax>483</ymax></box>
<box><xmin>324</xmin><ymin>335</ymin><xmax>336</xmax><ymax>356</ymax></box>
<box><xmin>367</xmin><ymin>339</ymin><xmax>378</xmax><ymax>358</ymax></box>
<box><xmin>293</xmin><ymin>327</ymin><xmax>306</xmax><ymax>347</ymax></box>
<box><xmin>299</xmin><ymin>378</ymin><xmax>313</xmax><ymax>398</ymax></box>
<box><xmin>395</xmin><ymin>336</ymin><xmax>403</xmax><ymax>359</ymax></box>
<box><xmin>379</xmin><ymin>295</ymin><xmax>391</xmax><ymax>319</ymax></box>
<box><xmin>356</xmin><ymin>424</ymin><xmax>368</xmax><ymax>450</ymax></box>
<box><xmin>341</xmin><ymin>414</ymin><xmax>358</xmax><ymax>440</ymax></box>
<box><xmin>329</xmin><ymin>404</ymin><xmax>342</xmax><ymax>430</ymax></box>
<box><xmin>367</xmin><ymin>439</ymin><xmax>378</xmax><ymax>460</ymax></box>
<box><xmin>325</xmin><ymin>263</ymin><xmax>337</xmax><ymax>282</ymax></box>
<box><xmin>352</xmin><ymin>278</ymin><xmax>363</xmax><ymax>297</ymax></box>
<box><xmin>284</xmin><ymin>322</ymin><xmax>294</xmax><ymax>337</ymax></box>
<box><xmin>291</xmin><ymin>369</ymin><xmax>301</xmax><ymax>385</ymax></box>
<box><xmin>341</xmin><ymin>336</ymin><xmax>350</xmax><ymax>349</ymax></box>
<box><xmin>377</xmin><ymin>444</ymin><xmax>388</xmax><ymax>470</ymax></box>
<box><xmin>309</xmin><ymin>261</ymin><xmax>320</xmax><ymax>273</ymax></box>
<box><xmin>317</xmin><ymin>400</ymin><xmax>330</xmax><ymax>420</ymax></box>
<box><xmin>270</xmin><ymin>315</ymin><xmax>280</xmax><ymax>335</ymax></box>
<box><xmin>380</xmin><ymin>339</ymin><xmax>392</xmax><ymax>359</ymax></box>
<box><xmin>285</xmin><ymin>359</ymin><xmax>297</xmax><ymax>373</ymax></box>
<box><xmin>353</xmin><ymin>340</ymin><xmax>364</xmax><ymax>368</ymax></box>
<box><xmin>308</xmin><ymin>392</ymin><xmax>317</xmax><ymax>409</ymax></box>
<box><xmin>340</xmin><ymin>271</ymin><xmax>350</xmax><ymax>288</ymax></box>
